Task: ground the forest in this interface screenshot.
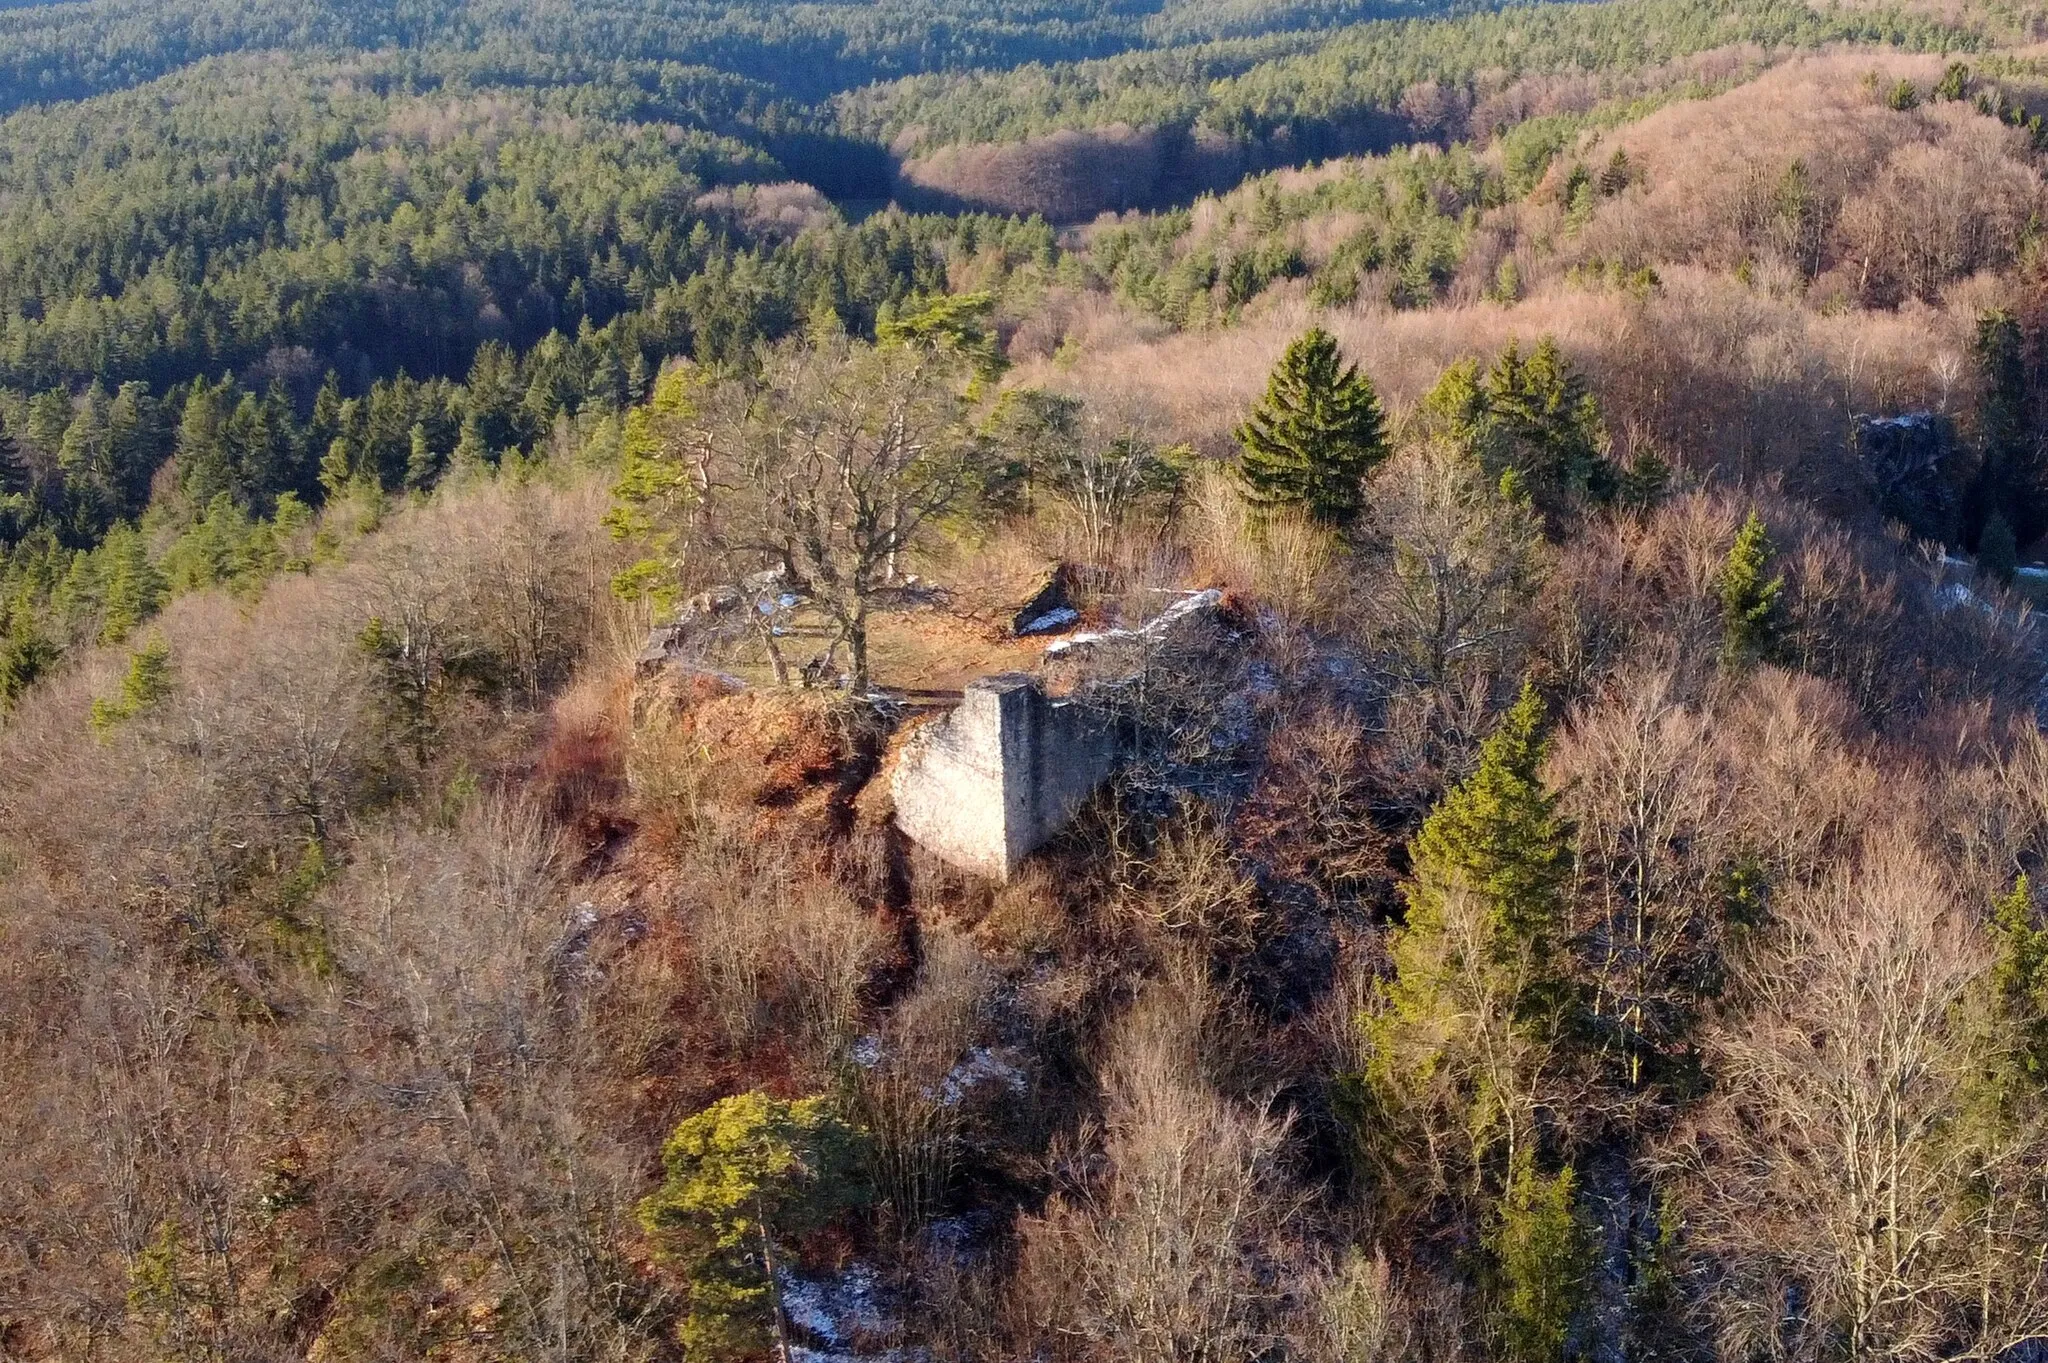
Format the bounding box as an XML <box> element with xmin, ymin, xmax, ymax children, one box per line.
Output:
<box><xmin>13</xmin><ymin>0</ymin><xmax>2048</xmax><ymax>1361</ymax></box>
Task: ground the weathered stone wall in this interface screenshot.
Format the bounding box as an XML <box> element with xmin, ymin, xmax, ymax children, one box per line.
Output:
<box><xmin>892</xmin><ymin>673</ymin><xmax>1118</xmax><ymax>880</ymax></box>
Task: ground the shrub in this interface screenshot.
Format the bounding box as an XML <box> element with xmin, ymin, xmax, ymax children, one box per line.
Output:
<box><xmin>638</xmin><ymin>1091</ymin><xmax>870</xmax><ymax>1359</ymax></box>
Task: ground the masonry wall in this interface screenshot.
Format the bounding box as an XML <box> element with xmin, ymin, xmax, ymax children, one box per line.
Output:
<box><xmin>892</xmin><ymin>673</ymin><xmax>1118</xmax><ymax>880</ymax></box>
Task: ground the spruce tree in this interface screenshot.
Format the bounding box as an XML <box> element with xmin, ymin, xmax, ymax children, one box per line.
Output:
<box><xmin>1717</xmin><ymin>510</ymin><xmax>1785</xmax><ymax>666</ymax></box>
<box><xmin>0</xmin><ymin>420</ymin><xmax>29</xmax><ymax>501</ymax></box>
<box><xmin>405</xmin><ymin>423</ymin><xmax>437</xmax><ymax>491</ymax></box>
<box><xmin>105</xmin><ymin>382</ymin><xmax>158</xmax><ymax>520</ymax></box>
<box><xmin>1972</xmin><ymin>309</ymin><xmax>2047</xmax><ymax>546</ymax></box>
<box><xmin>637</xmin><ymin>1091</ymin><xmax>868</xmax><ymax>1361</ymax></box>
<box><xmin>1487</xmin><ymin>338</ymin><xmax>1609</xmax><ymax>504</ymax></box>
<box><xmin>1404</xmin><ymin>680</ymin><xmax>1573</xmax><ymax>973</ymax></box>
<box><xmin>90</xmin><ymin>633</ymin><xmax>171</xmax><ymax>734</ymax></box>
<box><xmin>1488</xmin><ymin>1155</ymin><xmax>1593</xmax><ymax>1363</ymax></box>
<box><xmin>0</xmin><ymin>604</ymin><xmax>53</xmax><ymax>706</ymax></box>
<box><xmin>1362</xmin><ymin>682</ymin><xmax>1577</xmax><ymax>1191</ymax></box>
<box><xmin>1234</xmin><ymin>326</ymin><xmax>1389</xmax><ymax>526</ymax></box>
<box><xmin>1989</xmin><ymin>874</ymin><xmax>2048</xmax><ymax>1087</ymax></box>
<box><xmin>176</xmin><ymin>377</ymin><xmax>235</xmax><ymax>507</ymax></box>
<box><xmin>318</xmin><ymin>436</ymin><xmax>356</xmax><ymax>503</ymax></box>
<box><xmin>98</xmin><ymin>526</ymin><xmax>165</xmax><ymax>644</ymax></box>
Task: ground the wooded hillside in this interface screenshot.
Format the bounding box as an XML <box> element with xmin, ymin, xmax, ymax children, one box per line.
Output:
<box><xmin>11</xmin><ymin>1</ymin><xmax>2048</xmax><ymax>1361</ymax></box>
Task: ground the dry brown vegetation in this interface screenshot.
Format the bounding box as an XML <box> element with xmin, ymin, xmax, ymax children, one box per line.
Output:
<box><xmin>18</xmin><ymin>21</ymin><xmax>2048</xmax><ymax>1363</ymax></box>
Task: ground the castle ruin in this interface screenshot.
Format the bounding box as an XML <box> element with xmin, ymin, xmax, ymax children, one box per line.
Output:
<box><xmin>891</xmin><ymin>673</ymin><xmax>1120</xmax><ymax>881</ymax></box>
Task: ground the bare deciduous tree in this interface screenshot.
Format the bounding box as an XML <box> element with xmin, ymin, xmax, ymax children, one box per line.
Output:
<box><xmin>689</xmin><ymin>337</ymin><xmax>994</xmax><ymax>692</ymax></box>
<box><xmin>1361</xmin><ymin>440</ymin><xmax>1544</xmax><ymax>693</ymax></box>
<box><xmin>1668</xmin><ymin>836</ymin><xmax>2048</xmax><ymax>1363</ymax></box>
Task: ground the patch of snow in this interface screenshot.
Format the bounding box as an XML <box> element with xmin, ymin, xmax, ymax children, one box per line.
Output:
<box><xmin>2017</xmin><ymin>564</ymin><xmax>2048</xmax><ymax>581</ymax></box>
<box><xmin>552</xmin><ymin>902</ymin><xmax>601</xmax><ymax>969</ymax></box>
<box><xmin>778</xmin><ymin>1275</ymin><xmax>842</xmax><ymax>1343</ymax></box>
<box><xmin>1937</xmin><ymin>581</ymin><xmax>1998</xmax><ymax>616</ymax></box>
<box><xmin>936</xmin><ymin>1046</ymin><xmax>1028</xmax><ymax>1106</ymax></box>
<box><xmin>849</xmin><ymin>1034</ymin><xmax>883</xmax><ymax>1068</ymax></box>
<box><xmin>1152</xmin><ymin>587</ymin><xmax>1224</xmax><ymax>628</ymax></box>
<box><xmin>1858</xmin><ymin>411</ymin><xmax>1938</xmax><ymax>431</ymax></box>
<box><xmin>1043</xmin><ymin>588</ymin><xmax>1221</xmax><ymax>657</ymax></box>
<box><xmin>1018</xmin><ymin>606</ymin><xmax>1080</xmax><ymax>636</ymax></box>
<box><xmin>778</xmin><ymin>1264</ymin><xmax>903</xmax><ymax>1361</ymax></box>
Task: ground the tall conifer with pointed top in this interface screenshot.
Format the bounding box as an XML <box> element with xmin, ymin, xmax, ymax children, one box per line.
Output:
<box><xmin>1360</xmin><ymin>681</ymin><xmax>1578</xmax><ymax>1195</ymax></box>
<box><xmin>1717</xmin><ymin>510</ymin><xmax>1784</xmax><ymax>666</ymax></box>
<box><xmin>1235</xmin><ymin>327</ymin><xmax>1388</xmax><ymax>526</ymax></box>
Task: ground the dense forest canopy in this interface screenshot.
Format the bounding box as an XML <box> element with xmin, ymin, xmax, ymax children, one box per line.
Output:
<box><xmin>16</xmin><ymin>1</ymin><xmax>2048</xmax><ymax>1361</ymax></box>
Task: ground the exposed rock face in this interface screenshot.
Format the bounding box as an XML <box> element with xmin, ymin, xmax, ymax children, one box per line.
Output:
<box><xmin>1855</xmin><ymin>412</ymin><xmax>1962</xmax><ymax>545</ymax></box>
<box><xmin>1011</xmin><ymin>563</ymin><xmax>1080</xmax><ymax>637</ymax></box>
<box><xmin>891</xmin><ymin>673</ymin><xmax>1119</xmax><ymax>881</ymax></box>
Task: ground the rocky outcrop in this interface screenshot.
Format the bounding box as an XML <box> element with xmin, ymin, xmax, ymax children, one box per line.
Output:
<box><xmin>1855</xmin><ymin>412</ymin><xmax>1963</xmax><ymax>545</ymax></box>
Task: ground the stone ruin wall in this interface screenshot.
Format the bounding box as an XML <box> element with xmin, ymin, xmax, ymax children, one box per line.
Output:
<box><xmin>891</xmin><ymin>673</ymin><xmax>1119</xmax><ymax>881</ymax></box>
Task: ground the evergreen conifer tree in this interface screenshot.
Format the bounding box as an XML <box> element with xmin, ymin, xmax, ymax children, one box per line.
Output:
<box><xmin>1487</xmin><ymin>338</ymin><xmax>1609</xmax><ymax>504</ymax></box>
<box><xmin>105</xmin><ymin>382</ymin><xmax>159</xmax><ymax>519</ymax></box>
<box><xmin>1488</xmin><ymin>1155</ymin><xmax>1593</xmax><ymax>1363</ymax></box>
<box><xmin>0</xmin><ymin>420</ymin><xmax>29</xmax><ymax>501</ymax></box>
<box><xmin>1361</xmin><ymin>683</ymin><xmax>1577</xmax><ymax>1192</ymax></box>
<box><xmin>318</xmin><ymin>436</ymin><xmax>356</xmax><ymax>503</ymax></box>
<box><xmin>405</xmin><ymin>423</ymin><xmax>437</xmax><ymax>491</ymax></box>
<box><xmin>0</xmin><ymin>602</ymin><xmax>53</xmax><ymax>706</ymax></box>
<box><xmin>1234</xmin><ymin>327</ymin><xmax>1388</xmax><ymax>526</ymax></box>
<box><xmin>89</xmin><ymin>632</ymin><xmax>171</xmax><ymax>733</ymax></box>
<box><xmin>98</xmin><ymin>526</ymin><xmax>165</xmax><ymax>644</ymax></box>
<box><xmin>1717</xmin><ymin>510</ymin><xmax>1785</xmax><ymax>666</ymax></box>
<box><xmin>1981</xmin><ymin>510</ymin><xmax>2020</xmax><ymax>584</ymax></box>
<box><xmin>1971</xmin><ymin>309</ymin><xmax>2047</xmax><ymax>546</ymax></box>
<box><xmin>637</xmin><ymin>1091</ymin><xmax>868</xmax><ymax>1360</ymax></box>
<box><xmin>1404</xmin><ymin>681</ymin><xmax>1574</xmax><ymax>974</ymax></box>
<box><xmin>176</xmin><ymin>377</ymin><xmax>235</xmax><ymax>507</ymax></box>
<box><xmin>1990</xmin><ymin>874</ymin><xmax>2048</xmax><ymax>1087</ymax></box>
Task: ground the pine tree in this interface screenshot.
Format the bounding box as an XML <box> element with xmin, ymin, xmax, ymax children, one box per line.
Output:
<box><xmin>308</xmin><ymin>372</ymin><xmax>345</xmax><ymax>456</ymax></box>
<box><xmin>1234</xmin><ymin>326</ymin><xmax>1389</xmax><ymax>526</ymax></box>
<box><xmin>1488</xmin><ymin>1155</ymin><xmax>1593</xmax><ymax>1363</ymax></box>
<box><xmin>1418</xmin><ymin>357</ymin><xmax>1500</xmax><ymax>469</ymax></box>
<box><xmin>405</xmin><ymin>423</ymin><xmax>437</xmax><ymax>491</ymax></box>
<box><xmin>58</xmin><ymin>384</ymin><xmax>113</xmax><ymax>534</ymax></box>
<box><xmin>225</xmin><ymin>390</ymin><xmax>276</xmax><ymax>505</ymax></box>
<box><xmin>176</xmin><ymin>377</ymin><xmax>235</xmax><ymax>507</ymax></box>
<box><xmin>1597</xmin><ymin>147</ymin><xmax>1633</xmax><ymax>196</ymax></box>
<box><xmin>451</xmin><ymin>411</ymin><xmax>490</xmax><ymax>473</ymax></box>
<box><xmin>1487</xmin><ymin>338</ymin><xmax>1610</xmax><ymax>505</ymax></box>
<box><xmin>25</xmin><ymin>389</ymin><xmax>71</xmax><ymax>465</ymax></box>
<box><xmin>1405</xmin><ymin>681</ymin><xmax>1573</xmax><ymax>971</ymax></box>
<box><xmin>0</xmin><ymin>419</ymin><xmax>30</xmax><ymax>500</ymax></box>
<box><xmin>0</xmin><ymin>603</ymin><xmax>53</xmax><ymax>706</ymax></box>
<box><xmin>105</xmin><ymin>382</ymin><xmax>159</xmax><ymax>520</ymax></box>
<box><xmin>637</xmin><ymin>1091</ymin><xmax>868</xmax><ymax>1360</ymax></box>
<box><xmin>1966</xmin><ymin>875</ymin><xmax>2048</xmax><ymax>1133</ymax></box>
<box><xmin>318</xmin><ymin>435</ymin><xmax>356</xmax><ymax>503</ymax></box>
<box><xmin>1717</xmin><ymin>510</ymin><xmax>1785</xmax><ymax>666</ymax></box>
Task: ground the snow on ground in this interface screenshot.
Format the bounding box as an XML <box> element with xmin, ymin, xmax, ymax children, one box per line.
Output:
<box><xmin>779</xmin><ymin>1264</ymin><xmax>918</xmax><ymax>1363</ymax></box>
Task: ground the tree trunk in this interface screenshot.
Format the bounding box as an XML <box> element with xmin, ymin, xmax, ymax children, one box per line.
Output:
<box><xmin>846</xmin><ymin>609</ymin><xmax>869</xmax><ymax>694</ymax></box>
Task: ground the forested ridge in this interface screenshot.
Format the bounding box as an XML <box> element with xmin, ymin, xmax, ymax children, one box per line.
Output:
<box><xmin>16</xmin><ymin>1</ymin><xmax>2048</xmax><ymax>1361</ymax></box>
